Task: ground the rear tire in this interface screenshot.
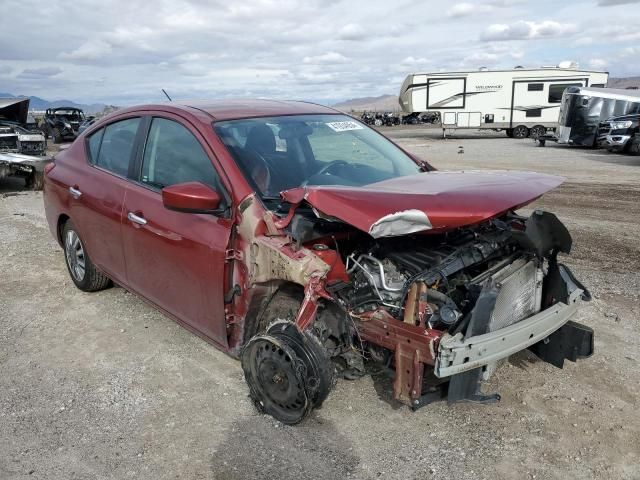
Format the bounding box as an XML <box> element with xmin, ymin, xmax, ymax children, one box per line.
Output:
<box><xmin>512</xmin><ymin>125</ymin><xmax>529</xmax><ymax>139</ymax></box>
<box><xmin>530</xmin><ymin>125</ymin><xmax>546</xmax><ymax>138</ymax></box>
<box><xmin>62</xmin><ymin>220</ymin><xmax>111</xmax><ymax>292</ymax></box>
<box><xmin>53</xmin><ymin>128</ymin><xmax>63</xmax><ymax>144</ymax></box>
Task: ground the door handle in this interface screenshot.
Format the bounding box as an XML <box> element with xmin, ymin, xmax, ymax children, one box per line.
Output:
<box><xmin>69</xmin><ymin>186</ymin><xmax>82</xmax><ymax>199</ymax></box>
<box><xmin>127</xmin><ymin>212</ymin><xmax>147</xmax><ymax>226</ymax></box>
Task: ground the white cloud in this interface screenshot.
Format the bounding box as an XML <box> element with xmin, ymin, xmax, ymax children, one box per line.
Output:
<box><xmin>598</xmin><ymin>0</ymin><xmax>640</xmax><ymax>5</ymax></box>
<box><xmin>447</xmin><ymin>2</ymin><xmax>493</xmax><ymax>17</ymax></box>
<box><xmin>18</xmin><ymin>67</ymin><xmax>63</xmax><ymax>79</ymax></box>
<box><xmin>462</xmin><ymin>52</ymin><xmax>500</xmax><ymax>66</ymax></box>
<box><xmin>620</xmin><ymin>46</ymin><xmax>640</xmax><ymax>57</ymax></box>
<box><xmin>303</xmin><ymin>52</ymin><xmax>349</xmax><ymax>64</ymax></box>
<box><xmin>589</xmin><ymin>58</ymin><xmax>608</xmax><ymax>69</ymax></box>
<box><xmin>400</xmin><ymin>56</ymin><xmax>430</xmax><ymax>66</ymax></box>
<box><xmin>60</xmin><ymin>40</ymin><xmax>113</xmax><ymax>61</ymax></box>
<box><xmin>481</xmin><ymin>20</ymin><xmax>577</xmax><ymax>41</ymax></box>
<box><xmin>0</xmin><ymin>0</ymin><xmax>638</xmax><ymax>104</ymax></box>
<box><xmin>338</xmin><ymin>23</ymin><xmax>366</xmax><ymax>40</ymax></box>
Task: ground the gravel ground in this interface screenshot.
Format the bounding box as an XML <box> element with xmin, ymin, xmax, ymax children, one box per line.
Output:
<box><xmin>1</xmin><ymin>128</ymin><xmax>639</xmax><ymax>479</ymax></box>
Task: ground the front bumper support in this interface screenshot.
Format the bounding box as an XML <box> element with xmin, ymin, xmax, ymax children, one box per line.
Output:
<box><xmin>435</xmin><ymin>287</ymin><xmax>583</xmax><ymax>378</ymax></box>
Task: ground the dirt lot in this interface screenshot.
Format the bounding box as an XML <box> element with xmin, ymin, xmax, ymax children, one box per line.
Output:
<box><xmin>1</xmin><ymin>128</ymin><xmax>639</xmax><ymax>479</ymax></box>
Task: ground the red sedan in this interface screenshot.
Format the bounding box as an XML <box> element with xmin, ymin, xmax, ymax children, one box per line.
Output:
<box><xmin>44</xmin><ymin>100</ymin><xmax>593</xmax><ymax>424</ymax></box>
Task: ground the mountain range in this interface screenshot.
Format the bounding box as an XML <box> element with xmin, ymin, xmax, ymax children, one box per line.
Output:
<box><xmin>0</xmin><ymin>92</ymin><xmax>108</xmax><ymax>114</ymax></box>
<box><xmin>2</xmin><ymin>76</ymin><xmax>638</xmax><ymax>115</ymax></box>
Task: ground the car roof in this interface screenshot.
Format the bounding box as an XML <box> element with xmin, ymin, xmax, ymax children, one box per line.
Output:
<box><xmin>118</xmin><ymin>99</ymin><xmax>341</xmax><ymax>121</ymax></box>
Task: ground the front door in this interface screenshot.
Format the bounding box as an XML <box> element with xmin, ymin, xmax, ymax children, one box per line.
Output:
<box><xmin>121</xmin><ymin>116</ymin><xmax>232</xmax><ymax>347</ymax></box>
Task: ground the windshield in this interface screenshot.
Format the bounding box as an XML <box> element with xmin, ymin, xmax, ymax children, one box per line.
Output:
<box><xmin>54</xmin><ymin>110</ymin><xmax>85</xmax><ymax>121</ymax></box>
<box><xmin>214</xmin><ymin>114</ymin><xmax>421</xmax><ymax>197</ymax></box>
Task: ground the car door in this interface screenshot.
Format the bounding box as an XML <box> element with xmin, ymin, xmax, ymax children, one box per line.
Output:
<box><xmin>71</xmin><ymin>116</ymin><xmax>142</xmax><ymax>283</ymax></box>
<box><xmin>121</xmin><ymin>115</ymin><xmax>232</xmax><ymax>348</ymax></box>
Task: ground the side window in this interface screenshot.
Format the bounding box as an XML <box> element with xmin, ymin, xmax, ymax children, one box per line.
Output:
<box><xmin>87</xmin><ymin>128</ymin><xmax>104</xmax><ymax>164</ymax></box>
<box><xmin>141</xmin><ymin>118</ymin><xmax>220</xmax><ymax>190</ymax></box>
<box><xmin>549</xmin><ymin>83</ymin><xmax>582</xmax><ymax>103</ymax></box>
<box><xmin>94</xmin><ymin>118</ymin><xmax>141</xmax><ymax>176</ymax></box>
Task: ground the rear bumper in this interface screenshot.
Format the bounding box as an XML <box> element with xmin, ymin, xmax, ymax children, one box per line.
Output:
<box><xmin>435</xmin><ymin>282</ymin><xmax>583</xmax><ymax>378</ymax></box>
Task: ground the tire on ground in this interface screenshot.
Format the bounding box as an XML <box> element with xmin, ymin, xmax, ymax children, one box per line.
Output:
<box><xmin>62</xmin><ymin>220</ymin><xmax>112</xmax><ymax>292</ymax></box>
<box><xmin>512</xmin><ymin>125</ymin><xmax>529</xmax><ymax>139</ymax></box>
<box><xmin>530</xmin><ymin>125</ymin><xmax>546</xmax><ymax>138</ymax></box>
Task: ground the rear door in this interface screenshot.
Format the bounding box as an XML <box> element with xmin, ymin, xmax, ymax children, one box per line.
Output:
<box><xmin>121</xmin><ymin>114</ymin><xmax>232</xmax><ymax>347</ymax></box>
<box><xmin>71</xmin><ymin>116</ymin><xmax>142</xmax><ymax>283</ymax></box>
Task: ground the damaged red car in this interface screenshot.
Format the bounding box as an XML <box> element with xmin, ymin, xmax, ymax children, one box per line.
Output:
<box><xmin>43</xmin><ymin>100</ymin><xmax>593</xmax><ymax>424</ymax></box>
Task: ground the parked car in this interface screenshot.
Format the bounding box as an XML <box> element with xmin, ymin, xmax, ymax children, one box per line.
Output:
<box><xmin>0</xmin><ymin>98</ymin><xmax>46</xmax><ymax>155</ymax></box>
<box><xmin>44</xmin><ymin>100</ymin><xmax>593</xmax><ymax>424</ymax></box>
<box><xmin>42</xmin><ymin>107</ymin><xmax>86</xmax><ymax>143</ymax></box>
<box><xmin>597</xmin><ymin>114</ymin><xmax>640</xmax><ymax>153</ymax></box>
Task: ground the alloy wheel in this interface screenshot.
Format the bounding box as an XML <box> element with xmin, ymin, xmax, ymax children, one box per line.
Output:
<box><xmin>65</xmin><ymin>230</ymin><xmax>86</xmax><ymax>282</ymax></box>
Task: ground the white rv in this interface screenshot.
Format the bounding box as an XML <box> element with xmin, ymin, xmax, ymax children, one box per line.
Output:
<box><xmin>399</xmin><ymin>66</ymin><xmax>609</xmax><ymax>138</ymax></box>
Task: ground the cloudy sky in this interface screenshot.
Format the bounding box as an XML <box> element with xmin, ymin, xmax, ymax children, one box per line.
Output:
<box><xmin>1</xmin><ymin>0</ymin><xmax>639</xmax><ymax>105</ymax></box>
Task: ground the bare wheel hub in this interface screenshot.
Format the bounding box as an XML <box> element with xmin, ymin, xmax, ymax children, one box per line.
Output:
<box><xmin>241</xmin><ymin>322</ymin><xmax>334</xmax><ymax>424</ymax></box>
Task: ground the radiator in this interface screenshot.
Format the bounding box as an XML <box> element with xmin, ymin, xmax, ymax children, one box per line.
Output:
<box><xmin>489</xmin><ymin>258</ymin><xmax>543</xmax><ymax>332</ymax></box>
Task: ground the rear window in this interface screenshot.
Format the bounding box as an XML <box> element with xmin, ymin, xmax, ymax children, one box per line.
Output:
<box><xmin>87</xmin><ymin>129</ymin><xmax>104</xmax><ymax>163</ymax></box>
<box><xmin>90</xmin><ymin>118</ymin><xmax>141</xmax><ymax>177</ymax></box>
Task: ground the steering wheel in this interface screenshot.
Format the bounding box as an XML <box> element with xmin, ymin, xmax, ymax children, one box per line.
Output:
<box><xmin>301</xmin><ymin>160</ymin><xmax>349</xmax><ymax>186</ymax></box>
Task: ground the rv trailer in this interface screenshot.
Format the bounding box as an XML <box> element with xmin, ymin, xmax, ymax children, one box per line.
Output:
<box><xmin>399</xmin><ymin>66</ymin><xmax>608</xmax><ymax>138</ymax></box>
<box><xmin>556</xmin><ymin>87</ymin><xmax>640</xmax><ymax>147</ymax></box>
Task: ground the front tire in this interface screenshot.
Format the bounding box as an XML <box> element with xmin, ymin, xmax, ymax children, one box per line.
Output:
<box><xmin>512</xmin><ymin>125</ymin><xmax>529</xmax><ymax>139</ymax></box>
<box><xmin>241</xmin><ymin>322</ymin><xmax>334</xmax><ymax>424</ymax></box>
<box><xmin>62</xmin><ymin>221</ymin><xmax>111</xmax><ymax>292</ymax></box>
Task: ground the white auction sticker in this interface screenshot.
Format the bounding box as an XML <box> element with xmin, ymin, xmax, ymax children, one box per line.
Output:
<box><xmin>325</xmin><ymin>121</ymin><xmax>364</xmax><ymax>132</ymax></box>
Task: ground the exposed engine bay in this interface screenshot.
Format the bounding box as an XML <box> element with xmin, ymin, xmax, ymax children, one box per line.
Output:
<box><xmin>241</xmin><ymin>204</ymin><xmax>594</xmax><ymax>424</ymax></box>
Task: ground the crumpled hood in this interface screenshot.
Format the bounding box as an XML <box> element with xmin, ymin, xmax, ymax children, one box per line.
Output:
<box><xmin>280</xmin><ymin>171</ymin><xmax>564</xmax><ymax>238</ymax></box>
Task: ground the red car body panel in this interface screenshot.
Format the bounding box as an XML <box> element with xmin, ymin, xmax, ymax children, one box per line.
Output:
<box><xmin>280</xmin><ymin>170</ymin><xmax>564</xmax><ymax>236</ymax></box>
<box><xmin>122</xmin><ymin>183</ymin><xmax>232</xmax><ymax>347</ymax></box>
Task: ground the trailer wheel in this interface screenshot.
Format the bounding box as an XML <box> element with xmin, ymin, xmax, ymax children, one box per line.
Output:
<box><xmin>505</xmin><ymin>129</ymin><xmax>514</xmax><ymax>138</ymax></box>
<box><xmin>512</xmin><ymin>125</ymin><xmax>529</xmax><ymax>139</ymax></box>
<box><xmin>530</xmin><ymin>125</ymin><xmax>546</xmax><ymax>138</ymax></box>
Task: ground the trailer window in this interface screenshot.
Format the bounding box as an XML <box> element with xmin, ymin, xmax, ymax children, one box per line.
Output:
<box><xmin>528</xmin><ymin>83</ymin><xmax>543</xmax><ymax>91</ymax></box>
<box><xmin>526</xmin><ymin>108</ymin><xmax>542</xmax><ymax>118</ymax></box>
<box><xmin>549</xmin><ymin>83</ymin><xmax>582</xmax><ymax>103</ymax></box>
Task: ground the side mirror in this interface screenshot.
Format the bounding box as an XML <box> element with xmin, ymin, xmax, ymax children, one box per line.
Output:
<box><xmin>162</xmin><ymin>182</ymin><xmax>222</xmax><ymax>214</ymax></box>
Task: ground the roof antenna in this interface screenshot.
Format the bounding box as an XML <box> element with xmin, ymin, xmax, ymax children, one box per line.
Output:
<box><xmin>161</xmin><ymin>89</ymin><xmax>172</xmax><ymax>101</ymax></box>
